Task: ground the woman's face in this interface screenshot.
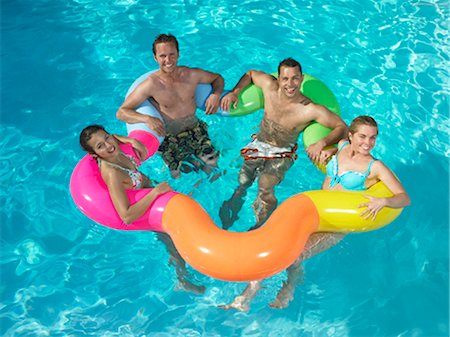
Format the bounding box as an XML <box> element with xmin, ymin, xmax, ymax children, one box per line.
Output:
<box><xmin>349</xmin><ymin>124</ymin><xmax>378</xmax><ymax>155</ymax></box>
<box><xmin>87</xmin><ymin>130</ymin><xmax>119</xmax><ymax>159</ymax></box>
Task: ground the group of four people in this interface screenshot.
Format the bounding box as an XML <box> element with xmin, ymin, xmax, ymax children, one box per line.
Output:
<box><xmin>79</xmin><ymin>33</ymin><xmax>410</xmax><ymax>311</ymax></box>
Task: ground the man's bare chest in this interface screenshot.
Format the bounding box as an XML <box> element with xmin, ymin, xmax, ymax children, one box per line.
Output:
<box><xmin>153</xmin><ymin>82</ymin><xmax>196</xmax><ymax>106</ymax></box>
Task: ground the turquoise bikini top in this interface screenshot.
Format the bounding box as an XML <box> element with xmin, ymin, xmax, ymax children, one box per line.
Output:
<box><xmin>326</xmin><ymin>142</ymin><xmax>375</xmax><ymax>191</ymax></box>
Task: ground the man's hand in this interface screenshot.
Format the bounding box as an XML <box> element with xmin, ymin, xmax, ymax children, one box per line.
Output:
<box><xmin>145</xmin><ymin>115</ymin><xmax>166</xmax><ymax>136</ymax></box>
<box><xmin>318</xmin><ymin>147</ymin><xmax>337</xmax><ymax>165</ymax></box>
<box><xmin>220</xmin><ymin>92</ymin><xmax>239</xmax><ymax>112</ymax></box>
<box><xmin>306</xmin><ymin>140</ymin><xmax>326</xmax><ymax>164</ymax></box>
<box><xmin>205</xmin><ymin>93</ymin><xmax>221</xmax><ymax>115</ymax></box>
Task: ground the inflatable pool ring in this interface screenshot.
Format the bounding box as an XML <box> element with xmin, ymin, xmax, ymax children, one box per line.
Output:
<box><xmin>70</xmin><ymin>71</ymin><xmax>404</xmax><ymax>282</ymax></box>
<box><xmin>70</xmin><ymin>141</ymin><xmax>178</xmax><ymax>231</ymax></box>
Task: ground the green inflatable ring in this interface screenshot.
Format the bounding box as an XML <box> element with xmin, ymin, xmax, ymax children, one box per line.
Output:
<box><xmin>228</xmin><ymin>73</ymin><xmax>341</xmax><ymax>149</ymax></box>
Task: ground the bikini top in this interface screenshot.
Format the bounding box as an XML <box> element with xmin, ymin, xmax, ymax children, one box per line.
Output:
<box><xmin>101</xmin><ymin>154</ymin><xmax>145</xmax><ymax>189</ymax></box>
<box><xmin>326</xmin><ymin>142</ymin><xmax>375</xmax><ymax>191</ymax></box>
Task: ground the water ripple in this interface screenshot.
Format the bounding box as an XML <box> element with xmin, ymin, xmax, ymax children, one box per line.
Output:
<box><xmin>1</xmin><ymin>0</ymin><xmax>449</xmax><ymax>336</ymax></box>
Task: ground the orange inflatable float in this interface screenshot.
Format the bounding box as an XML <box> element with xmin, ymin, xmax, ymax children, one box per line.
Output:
<box><xmin>163</xmin><ymin>193</ymin><xmax>319</xmax><ymax>281</ymax></box>
<box><xmin>156</xmin><ymin>181</ymin><xmax>401</xmax><ymax>281</ymax></box>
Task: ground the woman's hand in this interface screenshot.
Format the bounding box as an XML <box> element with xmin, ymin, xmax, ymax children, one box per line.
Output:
<box><xmin>112</xmin><ymin>134</ymin><xmax>148</xmax><ymax>161</ymax></box>
<box><xmin>358</xmin><ymin>195</ymin><xmax>387</xmax><ymax>221</ymax></box>
<box><xmin>153</xmin><ymin>182</ymin><xmax>173</xmax><ymax>196</ymax></box>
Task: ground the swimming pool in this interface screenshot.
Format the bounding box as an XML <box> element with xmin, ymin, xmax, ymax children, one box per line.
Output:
<box><xmin>1</xmin><ymin>0</ymin><xmax>448</xmax><ymax>336</ymax></box>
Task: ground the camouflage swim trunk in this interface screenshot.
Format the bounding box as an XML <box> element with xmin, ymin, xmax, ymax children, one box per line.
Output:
<box><xmin>158</xmin><ymin>120</ymin><xmax>218</xmax><ymax>171</ymax></box>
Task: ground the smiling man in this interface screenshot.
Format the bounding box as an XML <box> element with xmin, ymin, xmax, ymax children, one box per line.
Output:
<box><xmin>117</xmin><ymin>34</ymin><xmax>224</xmax><ymax>178</ymax></box>
<box><xmin>219</xmin><ymin>58</ymin><xmax>347</xmax><ymax>230</ymax></box>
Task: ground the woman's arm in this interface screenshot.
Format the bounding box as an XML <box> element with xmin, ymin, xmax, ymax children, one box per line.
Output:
<box><xmin>359</xmin><ymin>161</ymin><xmax>411</xmax><ymax>220</ymax></box>
<box><xmin>102</xmin><ymin>167</ymin><xmax>172</xmax><ymax>224</ymax></box>
<box><xmin>112</xmin><ymin>134</ymin><xmax>148</xmax><ymax>161</ymax></box>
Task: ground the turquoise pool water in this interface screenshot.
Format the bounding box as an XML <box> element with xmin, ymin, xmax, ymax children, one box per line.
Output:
<box><xmin>1</xmin><ymin>0</ymin><xmax>449</xmax><ymax>336</ymax></box>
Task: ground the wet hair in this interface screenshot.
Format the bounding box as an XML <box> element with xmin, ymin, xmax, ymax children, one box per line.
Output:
<box><xmin>278</xmin><ymin>58</ymin><xmax>302</xmax><ymax>75</ymax></box>
<box><xmin>152</xmin><ymin>33</ymin><xmax>179</xmax><ymax>55</ymax></box>
<box><xmin>79</xmin><ymin>124</ymin><xmax>107</xmax><ymax>154</ymax></box>
<box><xmin>349</xmin><ymin>115</ymin><xmax>378</xmax><ymax>135</ymax></box>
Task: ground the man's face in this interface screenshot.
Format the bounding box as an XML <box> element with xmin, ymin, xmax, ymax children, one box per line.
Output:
<box><xmin>154</xmin><ymin>42</ymin><xmax>179</xmax><ymax>73</ymax></box>
<box><xmin>278</xmin><ymin>66</ymin><xmax>303</xmax><ymax>98</ymax></box>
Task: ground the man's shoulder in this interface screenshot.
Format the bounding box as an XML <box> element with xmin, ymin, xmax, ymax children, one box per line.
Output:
<box><xmin>291</xmin><ymin>96</ymin><xmax>315</xmax><ymax>111</ymax></box>
<box><xmin>261</xmin><ymin>76</ymin><xmax>279</xmax><ymax>92</ymax></box>
<box><xmin>142</xmin><ymin>72</ymin><xmax>159</xmax><ymax>85</ymax></box>
<box><xmin>295</xmin><ymin>99</ymin><xmax>326</xmax><ymax>115</ymax></box>
<box><xmin>176</xmin><ymin>66</ymin><xmax>204</xmax><ymax>81</ymax></box>
<box><xmin>132</xmin><ymin>75</ymin><xmax>156</xmax><ymax>95</ymax></box>
<box><xmin>177</xmin><ymin>65</ymin><xmax>192</xmax><ymax>71</ymax></box>
<box><xmin>287</xmin><ymin>100</ymin><xmax>320</xmax><ymax>124</ymax></box>
<box><xmin>178</xmin><ymin>65</ymin><xmax>202</xmax><ymax>75</ymax></box>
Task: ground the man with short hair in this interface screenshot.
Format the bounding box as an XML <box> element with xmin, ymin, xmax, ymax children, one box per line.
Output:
<box><xmin>220</xmin><ymin>57</ymin><xmax>347</xmax><ymax>230</ymax></box>
<box><xmin>218</xmin><ymin>58</ymin><xmax>348</xmax><ymax>311</ymax></box>
<box><xmin>117</xmin><ymin>34</ymin><xmax>224</xmax><ymax>178</ymax></box>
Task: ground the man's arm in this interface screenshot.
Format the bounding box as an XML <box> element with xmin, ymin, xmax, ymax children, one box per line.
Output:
<box><xmin>220</xmin><ymin>70</ymin><xmax>275</xmax><ymax>111</ymax></box>
<box><xmin>192</xmin><ymin>68</ymin><xmax>224</xmax><ymax>114</ymax></box>
<box><xmin>306</xmin><ymin>104</ymin><xmax>348</xmax><ymax>163</ymax></box>
<box><xmin>116</xmin><ymin>79</ymin><xmax>165</xmax><ymax>136</ymax></box>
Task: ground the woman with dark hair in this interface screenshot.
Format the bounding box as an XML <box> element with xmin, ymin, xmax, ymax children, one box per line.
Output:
<box><xmin>79</xmin><ymin>125</ymin><xmax>205</xmax><ymax>294</ymax></box>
